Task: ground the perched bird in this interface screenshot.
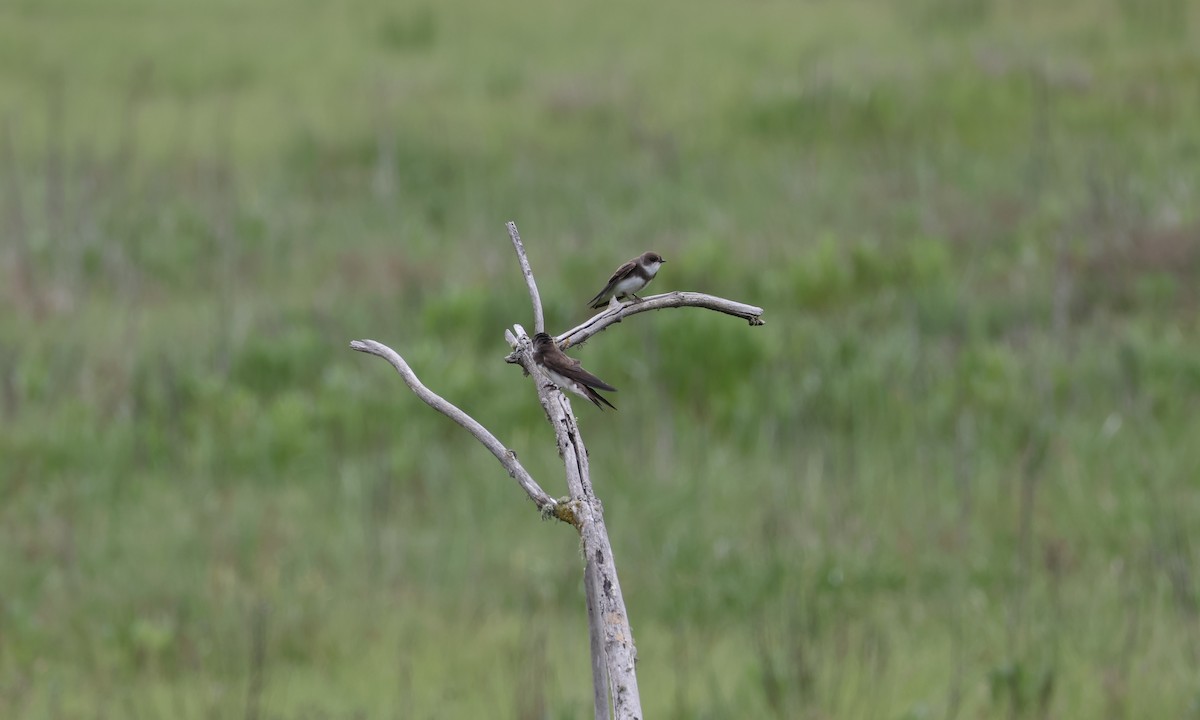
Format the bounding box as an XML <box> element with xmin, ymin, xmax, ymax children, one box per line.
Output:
<box><xmin>531</xmin><ymin>332</ymin><xmax>617</xmax><ymax>410</ymax></box>
<box><xmin>586</xmin><ymin>251</ymin><xmax>666</xmax><ymax>309</ymax></box>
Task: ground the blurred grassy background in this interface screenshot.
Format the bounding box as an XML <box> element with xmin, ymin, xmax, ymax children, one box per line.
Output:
<box><xmin>2</xmin><ymin>0</ymin><xmax>1200</xmax><ymax>717</ymax></box>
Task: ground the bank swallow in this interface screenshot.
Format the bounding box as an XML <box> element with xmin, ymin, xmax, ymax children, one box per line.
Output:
<box><xmin>531</xmin><ymin>332</ymin><xmax>617</xmax><ymax>410</ymax></box>
<box><xmin>586</xmin><ymin>251</ymin><xmax>666</xmax><ymax>309</ymax></box>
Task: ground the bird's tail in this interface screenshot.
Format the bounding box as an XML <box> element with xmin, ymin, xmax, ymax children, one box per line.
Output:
<box><xmin>585</xmin><ymin>387</ymin><xmax>617</xmax><ymax>411</ymax></box>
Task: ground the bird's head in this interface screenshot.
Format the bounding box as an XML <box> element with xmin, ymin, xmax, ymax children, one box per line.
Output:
<box><xmin>639</xmin><ymin>251</ymin><xmax>665</xmax><ymax>275</ymax></box>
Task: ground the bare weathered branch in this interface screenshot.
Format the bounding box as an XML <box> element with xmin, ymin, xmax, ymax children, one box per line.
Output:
<box><xmin>354</xmin><ymin>222</ymin><xmax>764</xmax><ymax>720</ymax></box>
<box><xmin>584</xmin><ymin>564</ymin><xmax>611</xmax><ymax>720</ymax></box>
<box><xmin>505</xmin><ymin>325</ymin><xmax>642</xmax><ymax>719</ymax></box>
<box><xmin>557</xmin><ymin>290</ymin><xmax>765</xmax><ymax>348</ymax></box>
<box><xmin>350</xmin><ymin>338</ymin><xmax>559</xmax><ymax>514</ymax></box>
<box><xmin>507</xmin><ymin>221</ymin><xmax>545</xmax><ymax>334</ymax></box>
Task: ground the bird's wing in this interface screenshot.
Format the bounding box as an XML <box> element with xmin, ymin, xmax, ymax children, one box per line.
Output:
<box><xmin>550</xmin><ymin>352</ymin><xmax>618</xmax><ymax>392</ymax></box>
<box><xmin>586</xmin><ymin>259</ymin><xmax>638</xmax><ymax>307</ymax></box>
<box><xmin>605</xmin><ymin>259</ymin><xmax>638</xmax><ymax>286</ymax></box>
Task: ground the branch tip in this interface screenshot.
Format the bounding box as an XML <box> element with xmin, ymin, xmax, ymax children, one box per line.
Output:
<box><xmin>506</xmin><ymin>222</ymin><xmax>545</xmax><ymax>334</ymax></box>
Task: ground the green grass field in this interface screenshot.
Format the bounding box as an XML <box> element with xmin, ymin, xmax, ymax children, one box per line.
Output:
<box><xmin>2</xmin><ymin>0</ymin><xmax>1199</xmax><ymax>717</ymax></box>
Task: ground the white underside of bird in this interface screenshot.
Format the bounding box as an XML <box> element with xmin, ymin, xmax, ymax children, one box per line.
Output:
<box><xmin>610</xmin><ymin>273</ymin><xmax>650</xmax><ymax>298</ymax></box>
<box><xmin>544</xmin><ymin>368</ymin><xmax>592</xmax><ymax>399</ymax></box>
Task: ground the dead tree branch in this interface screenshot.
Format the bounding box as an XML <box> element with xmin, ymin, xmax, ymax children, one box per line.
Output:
<box><xmin>507</xmin><ymin>220</ymin><xmax>545</xmax><ymax>335</ymax></box>
<box><xmin>503</xmin><ymin>330</ymin><xmax>613</xmax><ymax>720</ymax></box>
<box><xmin>353</xmin><ymin>220</ymin><xmax>765</xmax><ymax>720</ymax></box>
<box><xmin>504</xmin><ymin>219</ymin><xmax>645</xmax><ymax>719</ymax></box>
<box><xmin>348</xmin><ymin>338</ymin><xmax>560</xmax><ymax>516</ymax></box>
<box><xmin>557</xmin><ymin>290</ymin><xmax>765</xmax><ymax>349</ymax></box>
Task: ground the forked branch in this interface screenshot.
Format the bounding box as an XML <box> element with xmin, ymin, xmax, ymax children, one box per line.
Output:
<box><xmin>353</xmin><ymin>221</ymin><xmax>765</xmax><ymax>720</ymax></box>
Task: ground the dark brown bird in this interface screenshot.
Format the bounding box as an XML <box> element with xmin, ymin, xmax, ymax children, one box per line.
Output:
<box><xmin>586</xmin><ymin>251</ymin><xmax>666</xmax><ymax>309</ymax></box>
<box><xmin>531</xmin><ymin>332</ymin><xmax>617</xmax><ymax>410</ymax></box>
